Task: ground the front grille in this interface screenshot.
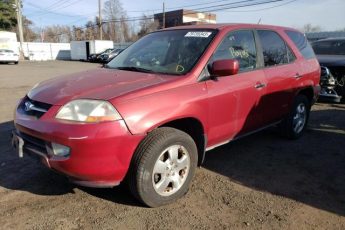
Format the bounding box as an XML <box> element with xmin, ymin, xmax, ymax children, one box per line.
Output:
<box><xmin>20</xmin><ymin>131</ymin><xmax>47</xmax><ymax>152</ymax></box>
<box><xmin>16</xmin><ymin>131</ymin><xmax>49</xmax><ymax>160</ymax></box>
<box><xmin>18</xmin><ymin>96</ymin><xmax>52</xmax><ymax>119</ymax></box>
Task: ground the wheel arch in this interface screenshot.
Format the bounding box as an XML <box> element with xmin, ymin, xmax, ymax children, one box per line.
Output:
<box><xmin>297</xmin><ymin>87</ymin><xmax>314</xmax><ymax>105</ymax></box>
<box><xmin>157</xmin><ymin>117</ymin><xmax>206</xmax><ymax>166</ymax></box>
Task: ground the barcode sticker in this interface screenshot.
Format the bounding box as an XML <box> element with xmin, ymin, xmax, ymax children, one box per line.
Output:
<box><xmin>185</xmin><ymin>32</ymin><xmax>212</xmax><ymax>38</ymax></box>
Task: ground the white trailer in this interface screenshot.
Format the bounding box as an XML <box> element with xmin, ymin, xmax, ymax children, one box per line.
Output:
<box><xmin>70</xmin><ymin>40</ymin><xmax>113</xmax><ymax>61</ymax></box>
<box><xmin>0</xmin><ymin>31</ymin><xmax>19</xmax><ymax>54</ymax></box>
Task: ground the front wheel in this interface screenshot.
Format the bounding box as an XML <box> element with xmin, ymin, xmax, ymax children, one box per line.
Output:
<box><xmin>280</xmin><ymin>95</ymin><xmax>310</xmax><ymax>139</ymax></box>
<box><xmin>128</xmin><ymin>127</ymin><xmax>198</xmax><ymax>207</ymax></box>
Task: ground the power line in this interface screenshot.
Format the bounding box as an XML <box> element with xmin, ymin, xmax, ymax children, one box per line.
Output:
<box><xmin>40</xmin><ymin>0</ymin><xmax>298</xmax><ymax>38</ymax></box>
<box><xmin>25</xmin><ymin>2</ymin><xmax>96</xmax><ymax>18</ymax></box>
<box><xmin>174</xmin><ymin>0</ymin><xmax>285</xmax><ymax>12</ymax></box>
<box><xmin>26</xmin><ymin>0</ymin><xmax>70</xmax><ymax>15</ymax></box>
<box><xmin>102</xmin><ymin>0</ymin><xmax>288</xmax><ymax>23</ymax></box>
<box><xmin>126</xmin><ymin>0</ymin><xmax>256</xmax><ymax>13</ymax></box>
<box><xmin>44</xmin><ymin>0</ymin><xmax>71</xmax><ymax>11</ymax></box>
<box><xmin>223</xmin><ymin>0</ymin><xmax>298</xmax><ymax>12</ymax></box>
<box><xmin>26</xmin><ymin>0</ymin><xmax>81</xmax><ymax>17</ymax></box>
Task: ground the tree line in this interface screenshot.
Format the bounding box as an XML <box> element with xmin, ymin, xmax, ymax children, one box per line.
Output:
<box><xmin>2</xmin><ymin>0</ymin><xmax>345</xmax><ymax>43</ymax></box>
<box><xmin>0</xmin><ymin>0</ymin><xmax>158</xmax><ymax>43</ymax></box>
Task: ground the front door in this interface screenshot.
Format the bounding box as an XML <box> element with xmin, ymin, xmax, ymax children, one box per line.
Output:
<box><xmin>205</xmin><ymin>29</ymin><xmax>267</xmax><ymax>146</ymax></box>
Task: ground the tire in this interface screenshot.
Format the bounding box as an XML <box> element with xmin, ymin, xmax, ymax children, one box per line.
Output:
<box><xmin>128</xmin><ymin>127</ymin><xmax>198</xmax><ymax>207</ymax></box>
<box><xmin>280</xmin><ymin>94</ymin><xmax>310</xmax><ymax>139</ymax></box>
<box><xmin>14</xmin><ymin>61</ymin><xmax>18</xmax><ymax>65</ymax></box>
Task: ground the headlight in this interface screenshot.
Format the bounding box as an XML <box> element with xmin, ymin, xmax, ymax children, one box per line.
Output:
<box><xmin>55</xmin><ymin>99</ymin><xmax>122</xmax><ymax>123</ymax></box>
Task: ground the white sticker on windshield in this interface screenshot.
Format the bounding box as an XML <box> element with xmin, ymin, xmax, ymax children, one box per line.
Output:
<box><xmin>185</xmin><ymin>32</ymin><xmax>212</xmax><ymax>38</ymax></box>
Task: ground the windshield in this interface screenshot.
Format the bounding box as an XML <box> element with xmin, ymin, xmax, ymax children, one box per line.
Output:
<box><xmin>107</xmin><ymin>29</ymin><xmax>217</xmax><ymax>75</ymax></box>
<box><xmin>312</xmin><ymin>40</ymin><xmax>345</xmax><ymax>55</ymax></box>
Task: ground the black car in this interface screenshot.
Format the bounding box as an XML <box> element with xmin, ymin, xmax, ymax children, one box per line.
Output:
<box><xmin>99</xmin><ymin>48</ymin><xmax>124</xmax><ymax>64</ymax></box>
<box><xmin>312</xmin><ymin>38</ymin><xmax>345</xmax><ymax>103</ymax></box>
<box><xmin>88</xmin><ymin>48</ymin><xmax>114</xmax><ymax>63</ymax></box>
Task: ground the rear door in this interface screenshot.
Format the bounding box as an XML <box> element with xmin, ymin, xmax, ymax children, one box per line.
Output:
<box><xmin>205</xmin><ymin>29</ymin><xmax>267</xmax><ymax>146</ymax></box>
<box><xmin>255</xmin><ymin>29</ymin><xmax>298</xmax><ymax>125</ymax></box>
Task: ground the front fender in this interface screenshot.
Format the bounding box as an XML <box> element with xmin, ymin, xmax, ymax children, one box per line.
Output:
<box><xmin>115</xmin><ymin>82</ymin><xmax>209</xmax><ymax>135</ymax></box>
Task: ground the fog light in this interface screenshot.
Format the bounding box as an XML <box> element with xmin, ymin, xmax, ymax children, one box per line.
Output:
<box><xmin>47</xmin><ymin>142</ymin><xmax>70</xmax><ymax>158</ymax></box>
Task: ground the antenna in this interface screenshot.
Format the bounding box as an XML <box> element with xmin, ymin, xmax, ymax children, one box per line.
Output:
<box><xmin>257</xmin><ymin>18</ymin><xmax>262</xmax><ymax>24</ymax></box>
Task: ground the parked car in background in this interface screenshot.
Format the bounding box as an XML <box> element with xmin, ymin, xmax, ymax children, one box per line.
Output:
<box><xmin>88</xmin><ymin>48</ymin><xmax>114</xmax><ymax>62</ymax></box>
<box><xmin>99</xmin><ymin>48</ymin><xmax>124</xmax><ymax>63</ymax></box>
<box><xmin>12</xmin><ymin>24</ymin><xmax>320</xmax><ymax>207</ymax></box>
<box><xmin>0</xmin><ymin>49</ymin><xmax>19</xmax><ymax>64</ymax></box>
<box><xmin>312</xmin><ymin>38</ymin><xmax>345</xmax><ymax>103</ymax></box>
<box><xmin>0</xmin><ymin>31</ymin><xmax>19</xmax><ymax>64</ymax></box>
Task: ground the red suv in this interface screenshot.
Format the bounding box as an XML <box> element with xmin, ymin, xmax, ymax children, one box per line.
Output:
<box><xmin>12</xmin><ymin>24</ymin><xmax>320</xmax><ymax>207</ymax></box>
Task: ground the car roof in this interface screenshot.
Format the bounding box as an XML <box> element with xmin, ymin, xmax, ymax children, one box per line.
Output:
<box><xmin>160</xmin><ymin>23</ymin><xmax>300</xmax><ymax>32</ymax></box>
<box><xmin>313</xmin><ymin>37</ymin><xmax>345</xmax><ymax>42</ymax></box>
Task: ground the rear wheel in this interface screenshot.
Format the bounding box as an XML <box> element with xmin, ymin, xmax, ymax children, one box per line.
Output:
<box><xmin>280</xmin><ymin>95</ymin><xmax>310</xmax><ymax>139</ymax></box>
<box><xmin>128</xmin><ymin>127</ymin><xmax>198</xmax><ymax>207</ymax></box>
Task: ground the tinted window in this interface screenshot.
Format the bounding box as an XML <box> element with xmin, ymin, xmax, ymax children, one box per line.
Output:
<box><xmin>287</xmin><ymin>46</ymin><xmax>296</xmax><ymax>62</ymax></box>
<box><xmin>312</xmin><ymin>40</ymin><xmax>345</xmax><ymax>55</ymax></box>
<box><xmin>286</xmin><ymin>30</ymin><xmax>315</xmax><ymax>59</ymax></box>
<box><xmin>257</xmin><ymin>30</ymin><xmax>293</xmax><ymax>67</ymax></box>
<box><xmin>108</xmin><ymin>30</ymin><xmax>216</xmax><ymax>75</ymax></box>
<box><xmin>212</xmin><ymin>30</ymin><xmax>257</xmax><ymax>71</ymax></box>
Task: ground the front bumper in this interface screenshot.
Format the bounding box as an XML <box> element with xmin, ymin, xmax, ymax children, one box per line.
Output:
<box><xmin>13</xmin><ymin>103</ymin><xmax>145</xmax><ymax>187</ymax></box>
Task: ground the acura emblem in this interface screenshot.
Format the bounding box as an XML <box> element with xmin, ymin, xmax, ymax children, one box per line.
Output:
<box><xmin>24</xmin><ymin>101</ymin><xmax>34</xmax><ymax>112</ymax></box>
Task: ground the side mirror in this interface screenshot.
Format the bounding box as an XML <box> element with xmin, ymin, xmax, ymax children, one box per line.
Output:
<box><xmin>210</xmin><ymin>59</ymin><xmax>239</xmax><ymax>77</ymax></box>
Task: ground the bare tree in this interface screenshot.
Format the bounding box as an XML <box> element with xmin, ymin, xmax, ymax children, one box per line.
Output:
<box><xmin>137</xmin><ymin>15</ymin><xmax>159</xmax><ymax>38</ymax></box>
<box><xmin>85</xmin><ymin>21</ymin><xmax>97</xmax><ymax>40</ymax></box>
<box><xmin>72</xmin><ymin>26</ymin><xmax>84</xmax><ymax>41</ymax></box>
<box><xmin>102</xmin><ymin>0</ymin><xmax>130</xmax><ymax>42</ymax></box>
<box><xmin>302</xmin><ymin>23</ymin><xmax>322</xmax><ymax>33</ymax></box>
<box><xmin>41</xmin><ymin>25</ymin><xmax>72</xmax><ymax>43</ymax></box>
<box><xmin>22</xmin><ymin>16</ymin><xmax>38</xmax><ymax>42</ymax></box>
<box><xmin>120</xmin><ymin>16</ymin><xmax>130</xmax><ymax>41</ymax></box>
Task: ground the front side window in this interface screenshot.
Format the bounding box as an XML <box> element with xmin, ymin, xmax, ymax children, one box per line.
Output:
<box><xmin>257</xmin><ymin>30</ymin><xmax>293</xmax><ymax>67</ymax></box>
<box><xmin>211</xmin><ymin>30</ymin><xmax>257</xmax><ymax>71</ymax></box>
<box><xmin>107</xmin><ymin>30</ymin><xmax>217</xmax><ymax>75</ymax></box>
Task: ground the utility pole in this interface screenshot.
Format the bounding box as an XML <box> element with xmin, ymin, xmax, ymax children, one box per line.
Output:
<box><xmin>162</xmin><ymin>2</ymin><xmax>165</xmax><ymax>29</ymax></box>
<box><xmin>15</xmin><ymin>0</ymin><xmax>24</xmax><ymax>57</ymax></box>
<box><xmin>99</xmin><ymin>0</ymin><xmax>102</xmax><ymax>40</ymax></box>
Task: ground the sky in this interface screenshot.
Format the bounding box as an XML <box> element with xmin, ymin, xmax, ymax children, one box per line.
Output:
<box><xmin>22</xmin><ymin>0</ymin><xmax>345</xmax><ymax>31</ymax></box>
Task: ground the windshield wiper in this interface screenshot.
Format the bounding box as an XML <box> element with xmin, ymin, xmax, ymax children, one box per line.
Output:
<box><xmin>115</xmin><ymin>66</ymin><xmax>154</xmax><ymax>73</ymax></box>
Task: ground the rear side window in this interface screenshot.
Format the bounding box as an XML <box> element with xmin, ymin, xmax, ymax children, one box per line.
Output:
<box><xmin>285</xmin><ymin>30</ymin><xmax>315</xmax><ymax>59</ymax></box>
<box><xmin>257</xmin><ymin>30</ymin><xmax>294</xmax><ymax>67</ymax></box>
<box><xmin>211</xmin><ymin>30</ymin><xmax>257</xmax><ymax>71</ymax></box>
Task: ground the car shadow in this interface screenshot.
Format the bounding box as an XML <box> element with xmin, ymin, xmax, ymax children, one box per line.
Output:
<box><xmin>0</xmin><ymin>120</ymin><xmax>141</xmax><ymax>207</ymax></box>
<box><xmin>203</xmin><ymin>106</ymin><xmax>345</xmax><ymax>216</ymax></box>
<box><xmin>0</xmin><ymin>106</ymin><xmax>344</xmax><ymax>213</ymax></box>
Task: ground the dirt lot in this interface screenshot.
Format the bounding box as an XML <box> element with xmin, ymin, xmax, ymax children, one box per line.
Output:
<box><xmin>0</xmin><ymin>61</ymin><xmax>344</xmax><ymax>229</ymax></box>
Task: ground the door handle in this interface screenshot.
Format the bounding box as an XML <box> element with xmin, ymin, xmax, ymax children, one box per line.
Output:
<box><xmin>294</xmin><ymin>73</ymin><xmax>302</xmax><ymax>79</ymax></box>
<box><xmin>254</xmin><ymin>82</ymin><xmax>266</xmax><ymax>89</ymax></box>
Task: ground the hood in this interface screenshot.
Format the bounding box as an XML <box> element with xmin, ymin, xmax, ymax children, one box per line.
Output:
<box><xmin>28</xmin><ymin>68</ymin><xmax>176</xmax><ymax>105</ymax></box>
<box><xmin>317</xmin><ymin>55</ymin><xmax>345</xmax><ymax>67</ymax></box>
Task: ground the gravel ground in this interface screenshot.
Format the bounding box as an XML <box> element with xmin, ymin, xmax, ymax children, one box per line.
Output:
<box><xmin>0</xmin><ymin>61</ymin><xmax>344</xmax><ymax>229</ymax></box>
